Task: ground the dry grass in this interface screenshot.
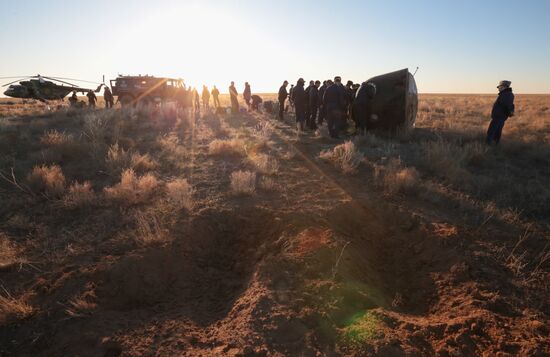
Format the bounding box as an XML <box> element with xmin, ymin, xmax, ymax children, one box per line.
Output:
<box><xmin>40</xmin><ymin>129</ymin><xmax>73</xmax><ymax>147</ymax></box>
<box><xmin>65</xmin><ymin>291</ymin><xmax>97</xmax><ymax>318</ymax></box>
<box><xmin>253</xmin><ymin>121</ymin><xmax>274</xmax><ymax>147</ymax></box>
<box><xmin>320</xmin><ymin>141</ymin><xmax>364</xmax><ymax>174</ymax></box>
<box><xmin>133</xmin><ymin>211</ymin><xmax>169</xmax><ymax>246</ymax></box>
<box><xmin>165</xmin><ymin>178</ymin><xmax>194</xmax><ymax>211</ymax></box>
<box><xmin>249</xmin><ymin>153</ymin><xmax>279</xmax><ymax>175</ymax></box>
<box><xmin>209</xmin><ymin>139</ymin><xmax>246</xmax><ymax>156</ymax></box>
<box><xmin>62</xmin><ymin>181</ymin><xmax>95</xmax><ymax>208</ymax></box>
<box><xmin>376</xmin><ymin>158</ymin><xmax>420</xmax><ymax>194</ymax></box>
<box><xmin>106</xmin><ymin>143</ymin><xmax>159</xmax><ymax>174</ymax></box>
<box><xmin>0</xmin><ymin>290</ymin><xmax>34</xmax><ymax>324</ymax></box>
<box><xmin>259</xmin><ymin>177</ymin><xmax>278</xmax><ymax>191</ymax></box>
<box><xmin>104</xmin><ymin>169</ymin><xmax>160</xmax><ymax>205</ymax></box>
<box><xmin>26</xmin><ymin>164</ymin><xmax>66</xmax><ymax>197</ymax></box>
<box><xmin>230</xmin><ymin>170</ymin><xmax>256</xmax><ymax>195</ymax></box>
<box><xmin>0</xmin><ymin>233</ymin><xmax>19</xmax><ymax>269</ymax></box>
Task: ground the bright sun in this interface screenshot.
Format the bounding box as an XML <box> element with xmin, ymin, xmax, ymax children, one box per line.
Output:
<box><xmin>109</xmin><ymin>2</ymin><xmax>292</xmax><ymax>92</ymax></box>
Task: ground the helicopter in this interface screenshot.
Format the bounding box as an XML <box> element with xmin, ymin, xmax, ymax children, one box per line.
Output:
<box><xmin>1</xmin><ymin>75</ymin><xmax>103</xmax><ymax>102</ymax></box>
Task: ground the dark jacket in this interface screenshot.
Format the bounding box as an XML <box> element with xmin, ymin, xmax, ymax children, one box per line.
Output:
<box><xmin>309</xmin><ymin>86</ymin><xmax>319</xmax><ymax>108</ymax></box>
<box><xmin>318</xmin><ymin>84</ymin><xmax>327</xmax><ymax>105</ymax></box>
<box><xmin>346</xmin><ymin>85</ymin><xmax>354</xmax><ymax>105</ymax></box>
<box><xmin>305</xmin><ymin>84</ymin><xmax>313</xmax><ymax>98</ymax></box>
<box><xmin>491</xmin><ymin>87</ymin><xmax>515</xmax><ymax>120</ymax></box>
<box><xmin>323</xmin><ymin>83</ymin><xmax>347</xmax><ymax>110</ymax></box>
<box><xmin>292</xmin><ymin>83</ymin><xmax>307</xmax><ymax>108</ymax></box>
<box><xmin>278</xmin><ymin>85</ymin><xmax>288</xmax><ymax>102</ymax></box>
<box><xmin>243</xmin><ymin>85</ymin><xmax>251</xmax><ymax>100</ymax></box>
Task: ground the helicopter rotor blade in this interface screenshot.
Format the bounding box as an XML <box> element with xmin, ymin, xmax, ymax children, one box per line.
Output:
<box><xmin>2</xmin><ymin>78</ymin><xmax>32</xmax><ymax>87</ymax></box>
<box><xmin>41</xmin><ymin>76</ymin><xmax>79</xmax><ymax>87</ymax></box>
<box><xmin>48</xmin><ymin>77</ymin><xmax>102</xmax><ymax>85</ymax></box>
<box><xmin>0</xmin><ymin>76</ymin><xmax>34</xmax><ymax>79</ymax></box>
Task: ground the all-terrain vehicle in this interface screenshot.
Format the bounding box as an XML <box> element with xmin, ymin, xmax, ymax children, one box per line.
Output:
<box><xmin>110</xmin><ymin>75</ymin><xmax>184</xmax><ymax>107</ymax></box>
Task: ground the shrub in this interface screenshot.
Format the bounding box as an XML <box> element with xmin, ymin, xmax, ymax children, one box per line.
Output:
<box><xmin>253</xmin><ymin>121</ymin><xmax>274</xmax><ymax>147</ymax></box>
<box><xmin>377</xmin><ymin>158</ymin><xmax>420</xmax><ymax>194</ymax></box>
<box><xmin>63</xmin><ymin>181</ymin><xmax>94</xmax><ymax>208</ymax></box>
<box><xmin>105</xmin><ymin>143</ymin><xmax>131</xmax><ymax>173</ymax></box>
<box><xmin>249</xmin><ymin>153</ymin><xmax>279</xmax><ymax>175</ymax></box>
<box><xmin>106</xmin><ymin>143</ymin><xmax>158</xmax><ymax>174</ymax></box>
<box><xmin>26</xmin><ymin>164</ymin><xmax>66</xmax><ymax>197</ymax></box>
<box><xmin>319</xmin><ymin>141</ymin><xmax>364</xmax><ymax>174</ymax></box>
<box><xmin>209</xmin><ymin>139</ymin><xmax>246</xmax><ymax>156</ymax></box>
<box><xmin>165</xmin><ymin>178</ymin><xmax>194</xmax><ymax>211</ymax></box>
<box><xmin>40</xmin><ymin>129</ymin><xmax>72</xmax><ymax>147</ymax></box>
<box><xmin>420</xmin><ymin>140</ymin><xmax>471</xmax><ymax>186</ymax></box>
<box><xmin>40</xmin><ymin>130</ymin><xmax>86</xmax><ymax>163</ymax></box>
<box><xmin>0</xmin><ymin>233</ymin><xmax>18</xmax><ymax>268</ymax></box>
<box><xmin>104</xmin><ymin>169</ymin><xmax>160</xmax><ymax>205</ymax></box>
<box><xmin>133</xmin><ymin>211</ymin><xmax>168</xmax><ymax>246</ymax></box>
<box><xmin>82</xmin><ymin>110</ymin><xmax>115</xmax><ymax>143</ymax></box>
<box><xmin>259</xmin><ymin>177</ymin><xmax>278</xmax><ymax>191</ymax></box>
<box><xmin>230</xmin><ymin>170</ymin><xmax>256</xmax><ymax>195</ymax></box>
<box><xmin>0</xmin><ymin>292</ymin><xmax>34</xmax><ymax>324</ymax></box>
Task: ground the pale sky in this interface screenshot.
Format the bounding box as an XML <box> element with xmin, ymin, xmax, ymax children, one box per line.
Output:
<box><xmin>1</xmin><ymin>0</ymin><xmax>549</xmax><ymax>94</ymax></box>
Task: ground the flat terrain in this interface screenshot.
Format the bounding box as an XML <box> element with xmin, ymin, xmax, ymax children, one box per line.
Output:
<box><xmin>0</xmin><ymin>94</ymin><xmax>548</xmax><ymax>356</ymax></box>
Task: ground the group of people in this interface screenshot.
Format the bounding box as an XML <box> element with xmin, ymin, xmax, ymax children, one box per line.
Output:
<box><xmin>277</xmin><ymin>76</ymin><xmax>515</xmax><ymax>143</ymax></box>
<box><xmin>278</xmin><ymin>77</ymin><xmax>377</xmax><ymax>138</ymax></box>
<box><xmin>176</xmin><ymin>85</ymin><xmax>221</xmax><ymax>114</ymax></box>
<box><xmin>66</xmin><ymin>76</ymin><xmax>515</xmax><ymax>146</ymax></box>
<box><xmin>229</xmin><ymin>81</ymin><xmax>264</xmax><ymax>114</ymax></box>
<box><xmin>68</xmin><ymin>86</ymin><xmax>114</xmax><ymax>109</ymax></box>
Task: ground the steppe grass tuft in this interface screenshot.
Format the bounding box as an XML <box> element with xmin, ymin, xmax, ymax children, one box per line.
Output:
<box><xmin>26</xmin><ymin>164</ymin><xmax>66</xmax><ymax>197</ymax></box>
<box><xmin>62</xmin><ymin>181</ymin><xmax>94</xmax><ymax>208</ymax></box>
<box><xmin>165</xmin><ymin>178</ymin><xmax>194</xmax><ymax>211</ymax></box>
<box><xmin>104</xmin><ymin>169</ymin><xmax>160</xmax><ymax>205</ymax></box>
<box><xmin>230</xmin><ymin>170</ymin><xmax>256</xmax><ymax>195</ymax></box>
<box><xmin>209</xmin><ymin>139</ymin><xmax>246</xmax><ymax>156</ymax></box>
<box><xmin>320</xmin><ymin>141</ymin><xmax>364</xmax><ymax>174</ymax></box>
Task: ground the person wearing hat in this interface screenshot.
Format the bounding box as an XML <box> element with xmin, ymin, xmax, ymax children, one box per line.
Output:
<box><xmin>292</xmin><ymin>78</ymin><xmax>307</xmax><ymax>131</ymax></box>
<box><xmin>487</xmin><ymin>80</ymin><xmax>515</xmax><ymax>145</ymax></box>
<box><xmin>323</xmin><ymin>76</ymin><xmax>347</xmax><ymax>138</ymax></box>
<box><xmin>278</xmin><ymin>80</ymin><xmax>289</xmax><ymax>120</ymax></box>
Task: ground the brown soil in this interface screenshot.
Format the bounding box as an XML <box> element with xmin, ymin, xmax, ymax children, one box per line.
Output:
<box><xmin>0</xmin><ymin>102</ymin><xmax>548</xmax><ymax>356</ymax></box>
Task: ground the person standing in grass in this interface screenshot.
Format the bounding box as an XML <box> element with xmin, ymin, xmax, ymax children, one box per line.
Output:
<box><xmin>202</xmin><ymin>85</ymin><xmax>210</xmax><ymax>111</ymax></box>
<box><xmin>323</xmin><ymin>76</ymin><xmax>347</xmax><ymax>139</ymax></box>
<box><xmin>86</xmin><ymin>90</ymin><xmax>97</xmax><ymax>108</ymax></box>
<box><xmin>211</xmin><ymin>85</ymin><xmax>220</xmax><ymax>108</ymax></box>
<box><xmin>292</xmin><ymin>78</ymin><xmax>307</xmax><ymax>132</ymax></box>
<box><xmin>288</xmin><ymin>84</ymin><xmax>295</xmax><ymax>112</ymax></box>
<box><xmin>103</xmin><ymin>86</ymin><xmax>114</xmax><ymax>109</ymax></box>
<box><xmin>193</xmin><ymin>87</ymin><xmax>200</xmax><ymax>113</ymax></box>
<box><xmin>308</xmin><ymin>80</ymin><xmax>321</xmax><ymax>130</ymax></box>
<box><xmin>318</xmin><ymin>80</ymin><xmax>328</xmax><ymax>126</ymax></box>
<box><xmin>305</xmin><ymin>80</ymin><xmax>314</xmax><ymax>123</ymax></box>
<box><xmin>229</xmin><ymin>81</ymin><xmax>239</xmax><ymax>114</ymax></box>
<box><xmin>243</xmin><ymin>82</ymin><xmax>252</xmax><ymax>111</ymax></box>
<box><xmin>278</xmin><ymin>80</ymin><xmax>289</xmax><ymax>120</ymax></box>
<box><xmin>487</xmin><ymin>80</ymin><xmax>515</xmax><ymax>145</ymax></box>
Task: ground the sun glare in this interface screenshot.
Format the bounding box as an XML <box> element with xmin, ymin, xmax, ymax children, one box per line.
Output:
<box><xmin>111</xmin><ymin>2</ymin><xmax>291</xmax><ymax>92</ymax></box>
